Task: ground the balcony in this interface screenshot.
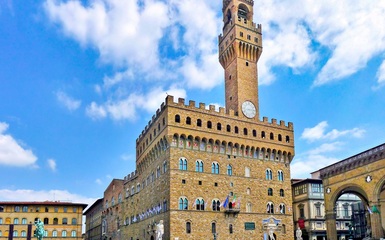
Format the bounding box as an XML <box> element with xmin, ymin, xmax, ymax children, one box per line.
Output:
<box><xmin>224</xmin><ymin>207</ymin><xmax>240</xmax><ymax>216</ymax></box>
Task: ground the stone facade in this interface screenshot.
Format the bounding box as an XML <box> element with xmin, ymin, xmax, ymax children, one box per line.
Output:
<box><xmin>118</xmin><ymin>0</ymin><xmax>295</xmax><ymax>239</ymax></box>
<box><xmin>84</xmin><ymin>198</ymin><xmax>103</xmax><ymax>240</ymax></box>
<box><xmin>0</xmin><ymin>201</ymin><xmax>87</xmax><ymax>240</ymax></box>
<box><xmin>102</xmin><ymin>179</ymin><xmax>124</xmax><ymax>240</ymax></box>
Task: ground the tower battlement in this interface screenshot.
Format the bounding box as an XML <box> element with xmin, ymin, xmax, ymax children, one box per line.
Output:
<box><xmin>136</xmin><ymin>95</ymin><xmax>293</xmax><ymax>143</ymax></box>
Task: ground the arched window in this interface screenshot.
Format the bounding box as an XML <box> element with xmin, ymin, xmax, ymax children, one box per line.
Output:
<box><xmin>13</xmin><ymin>218</ymin><xmax>19</xmax><ymax>224</ymax></box>
<box><xmin>278</xmin><ymin>170</ymin><xmax>284</xmax><ymax>181</ymax></box>
<box><xmin>44</xmin><ymin>230</ymin><xmax>48</xmax><ymax>237</ymax></box>
<box><xmin>179</xmin><ymin>198</ymin><xmax>188</xmax><ymax>210</ymax></box>
<box><xmin>195</xmin><ymin>160</ymin><xmax>204</xmax><ymax>172</ymax></box>
<box><xmin>217</xmin><ymin>123</ymin><xmax>222</xmax><ymax>130</ymax></box>
<box><xmin>266</xmin><ymin>169</ymin><xmax>273</xmax><ymax>180</ymax></box>
<box><xmin>52</xmin><ymin>230</ymin><xmax>57</xmax><ymax>237</ymax></box>
<box><xmin>278</xmin><ymin>134</ymin><xmax>282</xmax><ymax>141</ymax></box>
<box><xmin>212</xmin><ymin>200</ymin><xmax>221</xmax><ymax>211</ymax></box>
<box><xmin>0</xmin><ymin>218</ymin><xmax>2</xmax><ymax>224</ymax></box>
<box><xmin>163</xmin><ymin>161</ymin><xmax>167</xmax><ymax>173</ymax></box>
<box><xmin>179</xmin><ymin>157</ymin><xmax>187</xmax><ymax>171</ymax></box>
<box><xmin>245</xmin><ymin>167</ymin><xmax>250</xmax><ymax>177</ymax></box>
<box><xmin>62</xmin><ymin>230</ymin><xmax>67</xmax><ymax>237</ymax></box>
<box><xmin>0</xmin><ymin>230</ymin><xmax>2</xmax><ymax>237</ymax></box>
<box><xmin>267</xmin><ymin>202</ymin><xmax>274</xmax><ymax>214</ymax></box>
<box><xmin>279</xmin><ymin>204</ymin><xmax>286</xmax><ymax>214</ymax></box>
<box><xmin>227</xmin><ymin>165</ymin><xmax>233</xmax><ymax>176</ymax></box>
<box><xmin>197</xmin><ymin>119</ymin><xmax>202</xmax><ymax>127</ymax></box>
<box><xmin>62</xmin><ymin>218</ymin><xmax>67</xmax><ymax>225</ymax></box>
<box><xmin>246</xmin><ymin>188</ymin><xmax>251</xmax><ymax>195</ymax></box>
<box><xmin>13</xmin><ymin>230</ymin><xmax>18</xmax><ymax>237</ymax></box>
<box><xmin>212</xmin><ymin>162</ymin><xmax>219</xmax><ymax>174</ymax></box>
<box><xmin>270</xmin><ymin>132</ymin><xmax>274</xmax><ymax>140</ymax></box>
<box><xmin>244</xmin><ymin>128</ymin><xmax>248</xmax><ymax>135</ymax></box>
<box><xmin>175</xmin><ymin>114</ymin><xmax>180</xmax><ymax>123</ymax></box>
<box><xmin>253</xmin><ymin>130</ymin><xmax>257</xmax><ymax>137</ymax></box>
<box><xmin>186</xmin><ymin>117</ymin><xmax>191</xmax><ymax>125</ymax></box>
<box><xmin>227</xmin><ymin>125</ymin><xmax>231</xmax><ymax>132</ymax></box>
<box><xmin>268</xmin><ymin>188</ymin><xmax>273</xmax><ymax>196</ymax></box>
<box><xmin>279</xmin><ymin>189</ymin><xmax>285</xmax><ymax>197</ymax></box>
<box><xmin>195</xmin><ymin>198</ymin><xmax>205</xmax><ymax>210</ymax></box>
<box><xmin>44</xmin><ymin>218</ymin><xmax>49</xmax><ymax>224</ymax></box>
<box><xmin>229</xmin><ymin>224</ymin><xmax>233</xmax><ymax>234</ymax></box>
<box><xmin>72</xmin><ymin>218</ymin><xmax>77</xmax><ymax>225</ymax></box>
<box><xmin>261</xmin><ymin>131</ymin><xmax>266</xmax><ymax>138</ymax></box>
<box><xmin>53</xmin><ymin>218</ymin><xmax>58</xmax><ymax>225</ymax></box>
<box><xmin>212</xmin><ymin>222</ymin><xmax>216</xmax><ymax>234</ymax></box>
<box><xmin>235</xmin><ymin>126</ymin><xmax>239</xmax><ymax>134</ymax></box>
<box><xmin>22</xmin><ymin>218</ymin><xmax>27</xmax><ymax>224</ymax></box>
<box><xmin>71</xmin><ymin>230</ymin><xmax>76</xmax><ymax>237</ymax></box>
<box><xmin>21</xmin><ymin>230</ymin><xmax>26</xmax><ymax>237</ymax></box>
<box><xmin>246</xmin><ymin>202</ymin><xmax>252</xmax><ymax>213</ymax></box>
<box><xmin>207</xmin><ymin>121</ymin><xmax>212</xmax><ymax>129</ymax></box>
<box><xmin>286</xmin><ymin>135</ymin><xmax>290</xmax><ymax>143</ymax></box>
<box><xmin>186</xmin><ymin>222</ymin><xmax>191</xmax><ymax>234</ymax></box>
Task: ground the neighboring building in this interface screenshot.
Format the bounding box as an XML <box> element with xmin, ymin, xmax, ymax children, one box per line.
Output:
<box><xmin>119</xmin><ymin>0</ymin><xmax>295</xmax><ymax>239</ymax></box>
<box><xmin>291</xmin><ymin>178</ymin><xmax>361</xmax><ymax>240</ymax></box>
<box><xmin>84</xmin><ymin>198</ymin><xmax>103</xmax><ymax>240</ymax></box>
<box><xmin>0</xmin><ymin>201</ymin><xmax>87</xmax><ymax>240</ymax></box>
<box><xmin>102</xmin><ymin>179</ymin><xmax>124</xmax><ymax>240</ymax></box>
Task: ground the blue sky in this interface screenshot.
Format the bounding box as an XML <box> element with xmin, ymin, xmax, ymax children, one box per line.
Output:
<box><xmin>1</xmin><ymin>0</ymin><xmax>385</xmax><ymax>204</ymax></box>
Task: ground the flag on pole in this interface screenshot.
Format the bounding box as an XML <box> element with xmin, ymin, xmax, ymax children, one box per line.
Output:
<box><xmin>221</xmin><ymin>196</ymin><xmax>229</xmax><ymax>208</ymax></box>
<box><xmin>232</xmin><ymin>194</ymin><xmax>237</xmax><ymax>204</ymax></box>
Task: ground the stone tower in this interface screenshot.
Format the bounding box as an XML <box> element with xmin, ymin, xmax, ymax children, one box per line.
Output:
<box><xmin>219</xmin><ymin>0</ymin><xmax>262</xmax><ymax>119</ymax></box>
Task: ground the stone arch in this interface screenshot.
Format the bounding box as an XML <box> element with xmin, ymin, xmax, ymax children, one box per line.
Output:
<box><xmin>325</xmin><ymin>183</ymin><xmax>370</xmax><ymax>240</ymax></box>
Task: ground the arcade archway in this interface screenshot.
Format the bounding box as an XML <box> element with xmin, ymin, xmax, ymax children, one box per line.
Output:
<box><xmin>319</xmin><ymin>143</ymin><xmax>385</xmax><ymax>240</ymax></box>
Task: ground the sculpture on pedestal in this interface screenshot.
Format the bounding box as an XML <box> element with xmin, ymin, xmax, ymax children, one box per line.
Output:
<box><xmin>155</xmin><ymin>220</ymin><xmax>164</xmax><ymax>240</ymax></box>
<box><xmin>296</xmin><ymin>227</ymin><xmax>303</xmax><ymax>240</ymax></box>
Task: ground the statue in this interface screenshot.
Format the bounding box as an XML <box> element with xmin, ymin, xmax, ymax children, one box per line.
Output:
<box><xmin>155</xmin><ymin>220</ymin><xmax>164</xmax><ymax>240</ymax></box>
<box><xmin>296</xmin><ymin>227</ymin><xmax>303</xmax><ymax>240</ymax></box>
<box><xmin>268</xmin><ymin>228</ymin><xmax>275</xmax><ymax>240</ymax></box>
<box><xmin>34</xmin><ymin>219</ymin><xmax>45</xmax><ymax>240</ymax></box>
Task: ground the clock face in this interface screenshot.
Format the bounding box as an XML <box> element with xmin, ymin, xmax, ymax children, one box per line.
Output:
<box><xmin>241</xmin><ymin>101</ymin><xmax>256</xmax><ymax>118</ymax></box>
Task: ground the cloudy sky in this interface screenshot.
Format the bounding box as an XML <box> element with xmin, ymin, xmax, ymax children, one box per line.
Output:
<box><xmin>1</xmin><ymin>0</ymin><xmax>385</xmax><ymax>204</ymax></box>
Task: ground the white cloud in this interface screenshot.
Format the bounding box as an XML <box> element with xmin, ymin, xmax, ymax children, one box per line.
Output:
<box><xmin>0</xmin><ymin>189</ymin><xmax>95</xmax><ymax>206</ymax></box>
<box><xmin>307</xmin><ymin>142</ymin><xmax>344</xmax><ymax>155</ymax></box>
<box><xmin>0</xmin><ymin>122</ymin><xmax>38</xmax><ymax>167</ymax></box>
<box><xmin>291</xmin><ymin>154</ymin><xmax>340</xmax><ymax>179</ymax></box>
<box><xmin>95</xmin><ymin>179</ymin><xmax>102</xmax><ymax>185</ymax></box>
<box><xmin>44</xmin><ymin>0</ymin><xmax>170</xmax><ymax>75</ymax></box>
<box><xmin>56</xmin><ymin>91</ymin><xmax>81</xmax><ymax>111</ymax></box>
<box><xmin>47</xmin><ymin>158</ymin><xmax>57</xmax><ymax>172</ymax></box>
<box><xmin>86</xmin><ymin>87</ymin><xmax>186</xmax><ymax>121</ymax></box>
<box><xmin>374</xmin><ymin>60</ymin><xmax>385</xmax><ymax>90</ymax></box>
<box><xmin>86</xmin><ymin>102</ymin><xmax>107</xmax><ymax>120</ymax></box>
<box><xmin>301</xmin><ymin>121</ymin><xmax>365</xmax><ymax>142</ymax></box>
<box><xmin>256</xmin><ymin>0</ymin><xmax>385</xmax><ymax>86</ymax></box>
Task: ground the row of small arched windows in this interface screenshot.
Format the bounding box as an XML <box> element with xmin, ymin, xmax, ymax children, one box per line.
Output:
<box><xmin>179</xmin><ymin>158</ymin><xmax>284</xmax><ymax>180</ymax></box>
<box><xmin>175</xmin><ymin>114</ymin><xmax>290</xmax><ymax>143</ymax></box>
<box><xmin>0</xmin><ymin>217</ymin><xmax>76</xmax><ymax>225</ymax></box>
<box><xmin>179</xmin><ymin>197</ymin><xmax>287</xmax><ymax>214</ymax></box>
